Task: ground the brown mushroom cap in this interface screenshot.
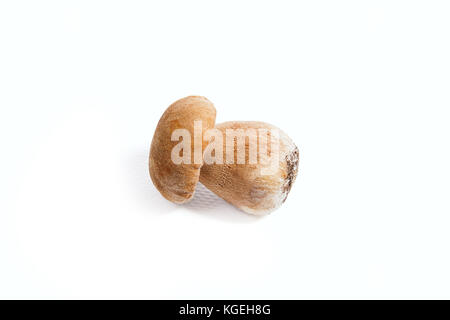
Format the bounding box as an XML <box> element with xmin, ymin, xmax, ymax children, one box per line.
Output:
<box><xmin>149</xmin><ymin>96</ymin><xmax>216</xmax><ymax>203</ymax></box>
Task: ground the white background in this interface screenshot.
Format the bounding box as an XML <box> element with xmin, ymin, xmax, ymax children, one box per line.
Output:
<box><xmin>1</xmin><ymin>1</ymin><xmax>449</xmax><ymax>299</ymax></box>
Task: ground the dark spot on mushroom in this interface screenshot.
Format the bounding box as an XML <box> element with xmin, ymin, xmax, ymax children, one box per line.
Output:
<box><xmin>282</xmin><ymin>146</ymin><xmax>299</xmax><ymax>203</ymax></box>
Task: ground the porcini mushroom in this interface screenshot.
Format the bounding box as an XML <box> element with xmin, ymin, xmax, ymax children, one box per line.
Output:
<box><xmin>149</xmin><ymin>96</ymin><xmax>216</xmax><ymax>203</ymax></box>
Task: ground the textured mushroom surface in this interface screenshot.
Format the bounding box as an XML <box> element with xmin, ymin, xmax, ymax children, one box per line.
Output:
<box><xmin>149</xmin><ymin>96</ymin><xmax>216</xmax><ymax>203</ymax></box>
<box><xmin>199</xmin><ymin>121</ymin><xmax>299</xmax><ymax>215</ymax></box>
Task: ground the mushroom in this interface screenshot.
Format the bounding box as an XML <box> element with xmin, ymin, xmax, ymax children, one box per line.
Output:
<box><xmin>149</xmin><ymin>96</ymin><xmax>216</xmax><ymax>203</ymax></box>
<box><xmin>199</xmin><ymin>121</ymin><xmax>299</xmax><ymax>215</ymax></box>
